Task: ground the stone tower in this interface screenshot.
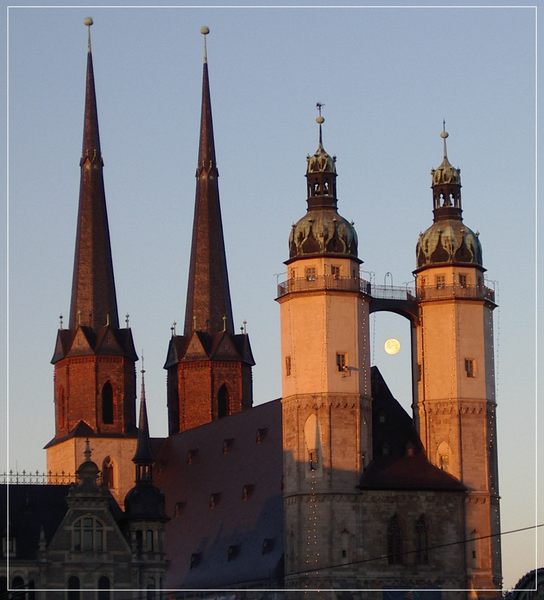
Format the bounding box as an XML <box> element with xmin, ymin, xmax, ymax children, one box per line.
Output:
<box><xmin>277</xmin><ymin>109</ymin><xmax>372</xmax><ymax>588</ymax></box>
<box><xmin>46</xmin><ymin>21</ymin><xmax>138</xmax><ymax>504</ymax></box>
<box><xmin>164</xmin><ymin>29</ymin><xmax>254</xmax><ymax>434</ymax></box>
<box><xmin>414</xmin><ymin>126</ymin><xmax>501</xmax><ymax>592</ymax></box>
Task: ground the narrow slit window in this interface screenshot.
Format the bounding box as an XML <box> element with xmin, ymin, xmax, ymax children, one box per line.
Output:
<box><xmin>465</xmin><ymin>358</ymin><xmax>476</xmax><ymax>378</ymax></box>
<box><xmin>336</xmin><ymin>353</ymin><xmax>347</xmax><ymax>372</ymax></box>
<box><xmin>285</xmin><ymin>356</ymin><xmax>292</xmax><ymax>377</ymax></box>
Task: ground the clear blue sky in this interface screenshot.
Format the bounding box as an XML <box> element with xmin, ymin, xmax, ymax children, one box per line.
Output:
<box><xmin>3</xmin><ymin>2</ymin><xmax>541</xmax><ymax>590</ymax></box>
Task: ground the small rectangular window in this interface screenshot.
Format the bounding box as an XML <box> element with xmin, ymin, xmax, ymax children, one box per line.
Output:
<box><xmin>331</xmin><ymin>265</ymin><xmax>341</xmax><ymax>279</ymax></box>
<box><xmin>417</xmin><ymin>363</ymin><xmax>422</xmax><ymax>382</ymax></box>
<box><xmin>436</xmin><ymin>275</ymin><xmax>445</xmax><ymax>289</ymax></box>
<box><xmin>465</xmin><ymin>358</ymin><xmax>476</xmax><ymax>378</ymax></box>
<box><xmin>285</xmin><ymin>355</ymin><xmax>292</xmax><ymax>377</ymax></box>
<box><xmin>289</xmin><ymin>269</ymin><xmax>296</xmax><ymax>279</ymax></box>
<box><xmin>336</xmin><ymin>353</ymin><xmax>347</xmax><ymax>372</ymax></box>
<box><xmin>305</xmin><ymin>267</ymin><xmax>317</xmax><ymax>281</ymax></box>
<box><xmin>459</xmin><ymin>273</ymin><xmax>467</xmax><ymax>288</ymax></box>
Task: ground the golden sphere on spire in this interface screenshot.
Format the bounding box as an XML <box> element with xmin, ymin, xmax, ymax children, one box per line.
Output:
<box><xmin>200</xmin><ymin>26</ymin><xmax>210</xmax><ymax>35</ymax></box>
<box><xmin>316</xmin><ymin>116</ymin><xmax>325</xmax><ymax>125</ymax></box>
<box><xmin>83</xmin><ymin>17</ymin><xmax>93</xmax><ymax>27</ymax></box>
<box><xmin>440</xmin><ymin>130</ymin><xmax>449</xmax><ymax>139</ymax></box>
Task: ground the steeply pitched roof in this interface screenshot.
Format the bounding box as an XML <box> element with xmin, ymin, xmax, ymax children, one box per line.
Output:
<box><xmin>69</xmin><ymin>44</ymin><xmax>119</xmax><ymax>332</ymax></box>
<box><xmin>183</xmin><ymin>56</ymin><xmax>234</xmax><ymax>338</ymax></box>
<box><xmin>1</xmin><ymin>484</ymin><xmax>70</xmax><ymax>559</ymax></box>
<box><xmin>359</xmin><ymin>367</ymin><xmax>466</xmax><ymax>492</ymax></box>
<box><xmin>155</xmin><ymin>399</ymin><xmax>283</xmax><ymax>588</ymax></box>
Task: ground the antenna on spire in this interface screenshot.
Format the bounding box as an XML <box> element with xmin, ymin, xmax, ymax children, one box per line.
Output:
<box><xmin>200</xmin><ymin>26</ymin><xmax>210</xmax><ymax>64</ymax></box>
<box><xmin>316</xmin><ymin>102</ymin><xmax>325</xmax><ymax>147</ymax></box>
<box><xmin>83</xmin><ymin>17</ymin><xmax>93</xmax><ymax>53</ymax></box>
<box><xmin>440</xmin><ymin>119</ymin><xmax>449</xmax><ymax>159</ymax></box>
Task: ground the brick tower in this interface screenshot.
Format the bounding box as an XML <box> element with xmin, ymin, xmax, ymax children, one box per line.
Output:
<box><xmin>164</xmin><ymin>29</ymin><xmax>254</xmax><ymax>434</ymax></box>
<box><xmin>277</xmin><ymin>108</ymin><xmax>372</xmax><ymax>588</ymax></box>
<box><xmin>46</xmin><ymin>20</ymin><xmax>138</xmax><ymax>504</ymax></box>
<box><xmin>414</xmin><ymin>125</ymin><xmax>501</xmax><ymax>592</ymax></box>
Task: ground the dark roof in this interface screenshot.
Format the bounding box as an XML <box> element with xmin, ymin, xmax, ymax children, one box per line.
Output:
<box><xmin>183</xmin><ymin>59</ymin><xmax>235</xmax><ymax>338</ymax></box>
<box><xmin>69</xmin><ymin>46</ymin><xmax>119</xmax><ymax>332</ymax></box>
<box><xmin>359</xmin><ymin>367</ymin><xmax>466</xmax><ymax>492</ymax></box>
<box><xmin>44</xmin><ymin>421</ymin><xmax>137</xmax><ymax>449</ymax></box>
<box><xmin>1</xmin><ymin>485</ymin><xmax>70</xmax><ymax>558</ymax></box>
<box><xmin>164</xmin><ymin>330</ymin><xmax>254</xmax><ymax>369</ymax></box>
<box><xmin>155</xmin><ymin>399</ymin><xmax>283</xmax><ymax>588</ymax></box>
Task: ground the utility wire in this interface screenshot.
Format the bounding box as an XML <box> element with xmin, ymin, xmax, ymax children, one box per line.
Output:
<box><xmin>6</xmin><ymin>523</ymin><xmax>542</xmax><ymax>599</ymax></box>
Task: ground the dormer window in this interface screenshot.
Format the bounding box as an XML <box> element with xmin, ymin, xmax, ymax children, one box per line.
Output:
<box><xmin>262</xmin><ymin>538</ymin><xmax>274</xmax><ymax>554</ymax></box>
<box><xmin>174</xmin><ymin>501</ymin><xmax>186</xmax><ymax>517</ymax></box>
<box><xmin>190</xmin><ymin>552</ymin><xmax>201</xmax><ymax>568</ymax></box>
<box><xmin>222</xmin><ymin>438</ymin><xmax>234</xmax><ymax>454</ymax></box>
<box><xmin>241</xmin><ymin>484</ymin><xmax>254</xmax><ymax>501</ymax></box>
<box><xmin>209</xmin><ymin>493</ymin><xmax>221</xmax><ymax>509</ymax></box>
<box><xmin>256</xmin><ymin>428</ymin><xmax>268</xmax><ymax>444</ymax></box>
<box><xmin>187</xmin><ymin>449</ymin><xmax>198</xmax><ymax>464</ymax></box>
<box><xmin>227</xmin><ymin>544</ymin><xmax>240</xmax><ymax>561</ymax></box>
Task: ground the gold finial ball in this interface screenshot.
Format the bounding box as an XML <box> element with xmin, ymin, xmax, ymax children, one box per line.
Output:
<box><xmin>440</xmin><ymin>130</ymin><xmax>449</xmax><ymax>139</ymax></box>
<box><xmin>83</xmin><ymin>17</ymin><xmax>93</xmax><ymax>27</ymax></box>
<box><xmin>316</xmin><ymin>115</ymin><xmax>325</xmax><ymax>125</ymax></box>
<box><xmin>200</xmin><ymin>26</ymin><xmax>210</xmax><ymax>35</ymax></box>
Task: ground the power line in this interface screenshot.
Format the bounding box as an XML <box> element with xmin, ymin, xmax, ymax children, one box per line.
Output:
<box><xmin>285</xmin><ymin>522</ymin><xmax>544</xmax><ymax>579</ymax></box>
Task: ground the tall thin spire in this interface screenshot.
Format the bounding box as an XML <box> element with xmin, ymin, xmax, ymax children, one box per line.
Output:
<box><xmin>184</xmin><ymin>27</ymin><xmax>234</xmax><ymax>336</ymax></box>
<box><xmin>69</xmin><ymin>17</ymin><xmax>119</xmax><ymax>330</ymax></box>
<box><xmin>133</xmin><ymin>356</ymin><xmax>153</xmax><ymax>473</ymax></box>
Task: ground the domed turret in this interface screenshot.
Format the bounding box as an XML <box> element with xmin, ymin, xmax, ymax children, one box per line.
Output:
<box><xmin>415</xmin><ymin>124</ymin><xmax>483</xmax><ymax>270</ymax></box>
<box><xmin>289</xmin><ymin>104</ymin><xmax>358</xmax><ymax>262</ymax></box>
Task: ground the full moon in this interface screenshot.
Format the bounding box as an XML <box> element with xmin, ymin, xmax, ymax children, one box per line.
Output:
<box><xmin>384</xmin><ymin>338</ymin><xmax>401</xmax><ymax>355</ymax></box>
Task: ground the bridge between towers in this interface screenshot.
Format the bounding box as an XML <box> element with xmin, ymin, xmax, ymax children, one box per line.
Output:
<box><xmin>276</xmin><ymin>276</ymin><xmax>419</xmax><ymax>323</ymax></box>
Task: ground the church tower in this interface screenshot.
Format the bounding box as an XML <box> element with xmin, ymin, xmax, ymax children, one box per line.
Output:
<box><xmin>164</xmin><ymin>28</ymin><xmax>254</xmax><ymax>434</ymax></box>
<box><xmin>46</xmin><ymin>19</ymin><xmax>138</xmax><ymax>504</ymax></box>
<box><xmin>278</xmin><ymin>108</ymin><xmax>372</xmax><ymax>587</ymax></box>
<box><xmin>414</xmin><ymin>126</ymin><xmax>501</xmax><ymax>591</ymax></box>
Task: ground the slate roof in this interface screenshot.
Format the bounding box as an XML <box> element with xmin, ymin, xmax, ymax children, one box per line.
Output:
<box><xmin>359</xmin><ymin>367</ymin><xmax>466</xmax><ymax>492</ymax></box>
<box><xmin>155</xmin><ymin>399</ymin><xmax>283</xmax><ymax>588</ymax></box>
<box><xmin>1</xmin><ymin>484</ymin><xmax>70</xmax><ymax>559</ymax></box>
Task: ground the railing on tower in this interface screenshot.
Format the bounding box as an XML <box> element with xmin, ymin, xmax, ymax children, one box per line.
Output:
<box><xmin>416</xmin><ymin>282</ymin><xmax>495</xmax><ymax>303</ymax></box>
<box><xmin>277</xmin><ymin>275</ymin><xmax>371</xmax><ymax>298</ymax></box>
<box><xmin>276</xmin><ymin>274</ymin><xmax>495</xmax><ymax>304</ymax></box>
<box><xmin>0</xmin><ymin>470</ymin><xmax>77</xmax><ymax>485</ymax></box>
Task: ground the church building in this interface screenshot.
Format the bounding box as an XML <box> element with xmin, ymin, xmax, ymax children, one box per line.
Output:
<box><xmin>2</xmin><ymin>20</ymin><xmax>502</xmax><ymax>599</ymax></box>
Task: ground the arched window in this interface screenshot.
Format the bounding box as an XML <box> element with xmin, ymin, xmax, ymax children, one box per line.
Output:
<box><xmin>415</xmin><ymin>514</ymin><xmax>429</xmax><ymax>564</ymax></box>
<box><xmin>436</xmin><ymin>441</ymin><xmax>451</xmax><ymax>472</ymax></box>
<box><xmin>102</xmin><ymin>456</ymin><xmax>114</xmax><ymax>489</ymax></box>
<box><xmin>72</xmin><ymin>516</ymin><xmax>104</xmax><ymax>552</ymax></box>
<box><xmin>98</xmin><ymin>576</ymin><xmax>110</xmax><ymax>600</ymax></box>
<box><xmin>217</xmin><ymin>385</ymin><xmax>229</xmax><ymax>419</ymax></box>
<box><xmin>11</xmin><ymin>576</ymin><xmax>24</xmax><ymax>600</ymax></box>
<box><xmin>387</xmin><ymin>514</ymin><xmax>403</xmax><ymax>564</ymax></box>
<box><xmin>67</xmin><ymin>576</ymin><xmax>80</xmax><ymax>600</ymax></box>
<box><xmin>102</xmin><ymin>382</ymin><xmax>114</xmax><ymax>424</ymax></box>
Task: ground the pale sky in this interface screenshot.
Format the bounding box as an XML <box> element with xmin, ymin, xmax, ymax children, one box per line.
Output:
<box><xmin>3</xmin><ymin>2</ymin><xmax>542</xmax><ymax>590</ymax></box>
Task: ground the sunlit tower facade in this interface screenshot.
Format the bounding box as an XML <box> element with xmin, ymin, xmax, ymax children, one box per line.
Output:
<box><xmin>277</xmin><ymin>110</ymin><xmax>372</xmax><ymax>587</ymax></box>
<box><xmin>414</xmin><ymin>127</ymin><xmax>501</xmax><ymax>592</ymax></box>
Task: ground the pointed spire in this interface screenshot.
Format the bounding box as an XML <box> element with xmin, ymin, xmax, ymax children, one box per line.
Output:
<box><xmin>132</xmin><ymin>357</ymin><xmax>153</xmax><ymax>475</ymax></box>
<box><xmin>69</xmin><ymin>18</ymin><xmax>119</xmax><ymax>331</ymax></box>
<box><xmin>184</xmin><ymin>27</ymin><xmax>234</xmax><ymax>336</ymax></box>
